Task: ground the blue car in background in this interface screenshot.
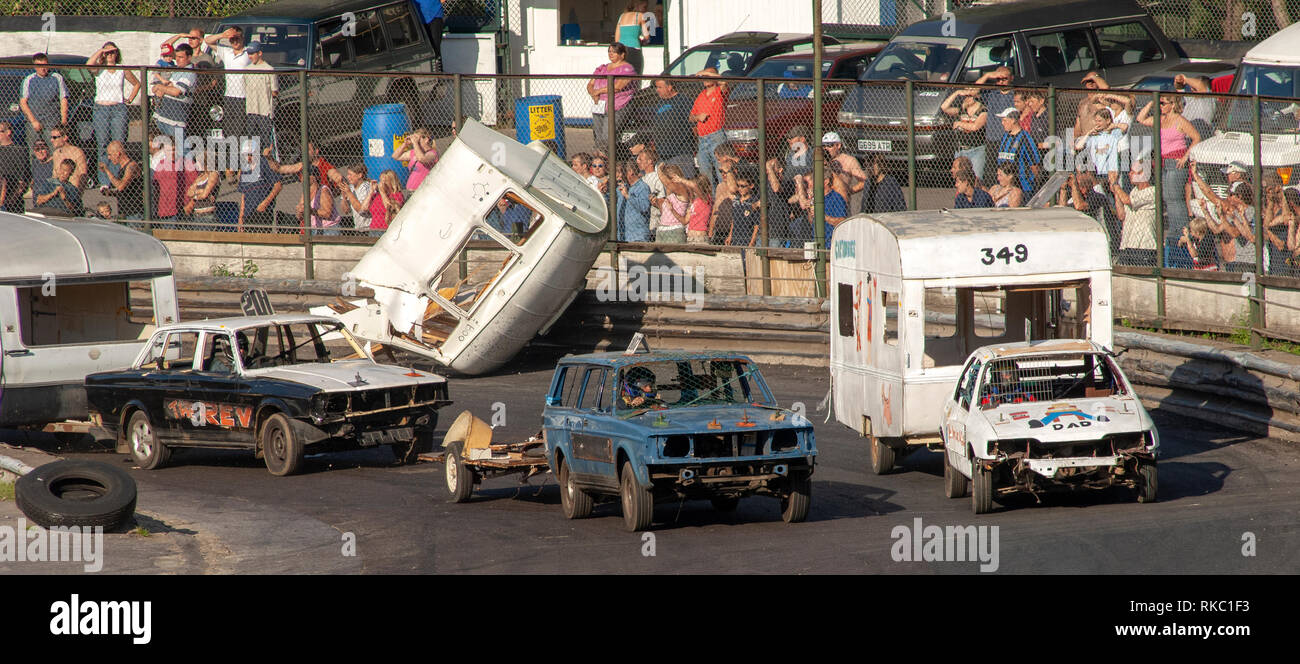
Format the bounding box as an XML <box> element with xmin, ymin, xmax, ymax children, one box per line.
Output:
<box><xmin>543</xmin><ymin>351</ymin><xmax>817</xmax><ymax>531</ymax></box>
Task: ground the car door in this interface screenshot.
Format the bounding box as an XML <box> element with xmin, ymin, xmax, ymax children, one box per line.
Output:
<box><xmin>572</xmin><ymin>367</ymin><xmax>617</xmax><ymax>480</ymax></box>
<box><xmin>1091</xmin><ymin>20</ymin><xmax>1169</xmax><ymax>87</ymax></box>
<box><xmin>142</xmin><ymin>330</ymin><xmax>201</xmax><ymax>442</ymax></box>
<box><xmin>543</xmin><ymin>364</ymin><xmax>584</xmax><ymax>469</ymax></box>
<box><xmin>187</xmin><ymin>331</ymin><xmax>256</xmax><ymax>446</ymax></box>
<box><xmin>956</xmin><ymin>34</ymin><xmax>1022</xmax><ymax>84</ymax></box>
<box><xmin>1024</xmin><ymin>26</ymin><xmax>1100</xmax><ymax>88</ymax></box>
<box><xmin>943</xmin><ymin>357</ymin><xmax>982</xmax><ymax>470</ymax></box>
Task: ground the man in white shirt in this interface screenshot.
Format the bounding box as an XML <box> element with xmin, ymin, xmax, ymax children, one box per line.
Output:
<box><xmin>207</xmin><ymin>27</ymin><xmax>250</xmax><ymax>172</ymax></box>
<box><xmin>242</xmin><ymin>41</ymin><xmax>278</xmax><ymax>158</ymax></box>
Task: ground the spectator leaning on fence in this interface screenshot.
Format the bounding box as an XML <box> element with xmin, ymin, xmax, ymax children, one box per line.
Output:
<box><xmin>238</xmin><ymin>148</ymin><xmax>282</xmax><ymax>232</ymax></box>
<box><xmin>99</xmin><ymin>140</ymin><xmax>142</xmax><ymax>220</ymax></box>
<box><xmin>48</xmin><ymin>124</ymin><xmax>88</xmax><ymax>190</ymax></box>
<box><xmin>1189</xmin><ymin>163</ymin><xmax>1256</xmax><ymax>273</ymax></box>
<box><xmin>823</xmin><ymin>131</ymin><xmax>867</xmax><ymax>213</ymax></box>
<box><xmin>1111</xmin><ymin>163</ymin><xmax>1158</xmax><ymax>267</ymax></box>
<box><xmin>976</xmin><ymin>66</ymin><xmax>1014</xmax><ymax>183</ymax></box>
<box><xmin>682</xmin><ymin>170</ymin><xmax>712</xmax><ymax>244</ymax></box>
<box><xmin>636</xmin><ymin>147</ymin><xmax>665</xmax><ymax>233</ymax></box>
<box><xmin>1279</xmin><ymin>189</ymin><xmax>1300</xmax><ymax>275</ymax></box>
<box><xmin>989</xmin><ymin>162</ymin><xmax>1023</xmax><ymax>208</ymax></box>
<box><xmin>725</xmin><ymin>163</ymin><xmax>761</xmax><ymax>247</ymax></box>
<box><xmin>369</xmin><ymin>170</ymin><xmax>404</xmax><ymax>234</ymax></box>
<box><xmin>691</xmin><ymin>67</ymin><xmax>728</xmax><ymax>188</ymax></box>
<box><xmin>33</xmin><ymin>158</ymin><xmax>81</xmax><ymax>217</ymax></box>
<box><xmin>20</xmin><ymin>53</ymin><xmax>68</xmax><ymax>155</ymax></box>
<box><xmin>616</xmin><ymin>160</ymin><xmax>651</xmax><ymax>242</ymax></box>
<box><xmin>588</xmin><ymin>44</ymin><xmax>637</xmax><ymax>148</ymax></box>
<box><xmin>1074</xmin><ymin>107</ymin><xmax>1122</xmax><ymax>187</ymax></box>
<box><xmin>994</xmin><ymin>107</ymin><xmax>1040</xmax><ymax>198</ymax></box>
<box><xmin>183</xmin><ymin>151</ymin><xmax>220</xmax><ymax>227</ymax></box>
<box><xmin>650</xmin><ymin>78</ymin><xmax>695</xmax><ymax>171</ymax></box>
<box><xmin>1261</xmin><ymin>174</ymin><xmax>1292</xmax><ymax>276</ymax></box>
<box><xmin>331</xmin><ymin>163</ymin><xmax>375</xmax><ymax>235</ymax></box>
<box><xmin>151</xmin><ymin>43</ymin><xmax>197</xmax><ymax>160</ymax></box>
<box><xmin>0</xmin><ymin>121</ymin><xmax>30</xmax><ymax>214</ymax></box>
<box><xmin>87</xmin><ymin>42</ymin><xmax>141</xmax><ymax>189</ymax></box>
<box><xmin>1062</xmin><ymin>171</ymin><xmax>1120</xmax><ymax>256</ymax></box>
<box><xmin>655</xmin><ymin>163</ymin><xmax>689</xmax><ymax>243</ymax></box>
<box><xmin>1073</xmin><ymin>72</ymin><xmax>1111</xmax><ymax>139</ymax></box>
<box><xmin>30</xmin><ymin>139</ymin><xmax>53</xmax><ymax>188</ymax></box>
<box><xmin>396</xmin><ymin>128</ymin><xmax>438</xmax><ymax>191</ymax></box>
<box><xmin>821</xmin><ymin>161</ymin><xmax>851</xmax><ymax>249</ymax></box>
<box><xmin>243</xmin><ymin>42</ymin><xmax>278</xmax><ymax>157</ymax></box>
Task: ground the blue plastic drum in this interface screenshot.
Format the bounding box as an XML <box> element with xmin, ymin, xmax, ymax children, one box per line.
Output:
<box><xmin>362</xmin><ymin>103</ymin><xmax>412</xmax><ymax>182</ymax></box>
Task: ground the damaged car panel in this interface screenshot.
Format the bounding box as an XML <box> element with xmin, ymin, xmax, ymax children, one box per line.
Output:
<box><xmin>85</xmin><ymin>313</ymin><xmax>451</xmax><ymax>475</ymax></box>
<box><xmin>940</xmin><ymin>340</ymin><xmax>1159</xmax><ymax>513</ymax></box>
<box><xmin>318</xmin><ymin>118</ymin><xmax>608</xmax><ymax>376</ymax></box>
<box><xmin>543</xmin><ymin>351</ymin><xmax>817</xmax><ymax>531</ymax></box>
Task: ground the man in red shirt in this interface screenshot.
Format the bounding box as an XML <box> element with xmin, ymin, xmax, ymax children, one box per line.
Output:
<box><xmin>690</xmin><ymin>67</ymin><xmax>727</xmax><ymax>188</ymax></box>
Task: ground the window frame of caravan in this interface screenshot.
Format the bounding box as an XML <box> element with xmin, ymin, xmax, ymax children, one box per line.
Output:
<box><xmin>10</xmin><ymin>273</ymin><xmax>168</xmax><ymax>350</ymax></box>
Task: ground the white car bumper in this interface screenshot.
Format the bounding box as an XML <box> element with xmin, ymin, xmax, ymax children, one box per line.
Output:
<box><xmin>1022</xmin><ymin>455</ymin><xmax>1122</xmax><ymax>478</ymax></box>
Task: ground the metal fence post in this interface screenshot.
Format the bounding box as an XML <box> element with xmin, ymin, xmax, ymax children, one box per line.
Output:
<box><xmin>758</xmin><ymin>78</ymin><xmax>771</xmax><ymax>296</ymax></box>
<box><xmin>812</xmin><ymin>0</ymin><xmax>826</xmax><ymax>299</ymax></box>
<box><xmin>1251</xmin><ymin>94</ymin><xmax>1264</xmax><ymax>347</ymax></box>
<box><xmin>140</xmin><ymin>66</ymin><xmax>152</xmax><ymax>233</ymax></box>
<box><xmin>1152</xmin><ymin>90</ymin><xmax>1165</xmax><ymax>329</ymax></box>
<box><xmin>905</xmin><ymin>79</ymin><xmax>916</xmax><ymax>210</ymax></box>
<box><xmin>607</xmin><ymin>74</ymin><xmax>618</xmax><ymax>245</ymax></box>
<box><xmin>299</xmin><ymin>69</ymin><xmax>313</xmax><ymax>280</ymax></box>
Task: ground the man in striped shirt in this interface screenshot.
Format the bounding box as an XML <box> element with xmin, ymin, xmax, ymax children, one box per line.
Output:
<box><xmin>150</xmin><ymin>43</ymin><xmax>196</xmax><ymax>162</ymax></box>
<box><xmin>994</xmin><ymin>107</ymin><xmax>1040</xmax><ymax>197</ymax></box>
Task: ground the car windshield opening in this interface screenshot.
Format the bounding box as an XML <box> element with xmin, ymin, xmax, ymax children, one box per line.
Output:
<box><xmin>977</xmin><ymin>353</ymin><xmax>1124</xmax><ymax>408</ymax></box>
<box><xmin>1226</xmin><ymin>64</ymin><xmax>1300</xmax><ymax>134</ymax></box>
<box><xmin>217</xmin><ymin>23</ymin><xmax>310</xmax><ymax>68</ymax></box>
<box><xmin>668</xmin><ymin>47</ymin><xmax>756</xmax><ymax>77</ymax></box>
<box><xmin>863</xmin><ymin>39</ymin><xmax>964</xmax><ymax>82</ymax></box>
<box><xmin>615</xmin><ymin>359</ymin><xmax>773</xmax><ymax>411</ymax></box>
<box><xmin>730</xmin><ymin>59</ymin><xmax>832</xmax><ymax>99</ymax></box>
<box><xmin>238</xmin><ymin>321</ymin><xmax>341</xmax><ymax>369</ymax></box>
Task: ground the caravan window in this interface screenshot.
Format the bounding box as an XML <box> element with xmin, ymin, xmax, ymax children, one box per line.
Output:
<box><xmin>17</xmin><ymin>281</ymin><xmax>151</xmax><ymax>347</ymax></box>
<box><xmin>837</xmin><ymin>283</ymin><xmax>855</xmax><ymax>337</ymax></box>
<box><xmin>882</xmin><ymin>290</ymin><xmax>899</xmax><ymax>346</ymax></box>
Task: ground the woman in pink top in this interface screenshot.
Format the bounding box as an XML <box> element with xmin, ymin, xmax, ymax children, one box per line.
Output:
<box><xmin>655</xmin><ymin>163</ymin><xmax>688</xmax><ymax>243</ymax></box>
<box><xmin>683</xmin><ymin>173</ymin><xmax>712</xmax><ymax>243</ymax></box>
<box><xmin>587</xmin><ymin>43</ymin><xmax>637</xmax><ymax>146</ymax></box>
<box><xmin>369</xmin><ymin>169</ymin><xmax>404</xmax><ymax>234</ymax></box>
<box><xmin>1137</xmin><ymin>96</ymin><xmax>1200</xmax><ymax>264</ymax></box>
<box><xmin>396</xmin><ymin>127</ymin><xmax>438</xmax><ymax>190</ymax></box>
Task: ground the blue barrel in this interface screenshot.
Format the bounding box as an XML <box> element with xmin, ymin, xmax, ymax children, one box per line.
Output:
<box><xmin>514</xmin><ymin>95</ymin><xmax>566</xmax><ymax>160</ymax></box>
<box><xmin>362</xmin><ymin>104</ymin><xmax>411</xmax><ymax>182</ymax></box>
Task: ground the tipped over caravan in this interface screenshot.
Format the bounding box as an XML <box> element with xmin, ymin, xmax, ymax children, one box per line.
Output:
<box><xmin>320</xmin><ymin>119</ymin><xmax>608</xmax><ymax>375</ymax></box>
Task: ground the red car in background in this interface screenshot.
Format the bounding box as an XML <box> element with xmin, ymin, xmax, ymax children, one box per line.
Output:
<box><xmin>722</xmin><ymin>44</ymin><xmax>884</xmax><ymax>161</ymax></box>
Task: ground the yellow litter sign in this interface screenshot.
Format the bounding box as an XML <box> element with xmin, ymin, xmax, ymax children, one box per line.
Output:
<box><xmin>529</xmin><ymin>104</ymin><xmax>556</xmax><ymax>141</ymax></box>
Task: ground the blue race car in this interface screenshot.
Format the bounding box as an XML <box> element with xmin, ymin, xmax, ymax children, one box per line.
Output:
<box><xmin>541</xmin><ymin>351</ymin><xmax>816</xmax><ymax>531</ymax></box>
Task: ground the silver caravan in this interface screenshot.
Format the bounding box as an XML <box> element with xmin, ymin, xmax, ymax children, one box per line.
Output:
<box><xmin>828</xmin><ymin>207</ymin><xmax>1113</xmax><ymax>474</ymax></box>
<box><xmin>322</xmin><ymin>119</ymin><xmax>608</xmax><ymax>375</ymax></box>
<box><xmin>0</xmin><ymin>214</ymin><xmax>179</xmax><ymax>427</ymax></box>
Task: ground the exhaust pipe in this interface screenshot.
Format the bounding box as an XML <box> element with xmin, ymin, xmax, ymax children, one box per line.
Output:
<box><xmin>773</xmin><ymin>464</ymin><xmax>788</xmax><ymax>477</ymax></box>
<box><xmin>679</xmin><ymin>468</ymin><xmax>695</xmax><ymax>482</ymax></box>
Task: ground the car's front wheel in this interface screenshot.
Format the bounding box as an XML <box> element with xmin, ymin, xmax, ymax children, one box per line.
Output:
<box><xmin>1136</xmin><ymin>461</ymin><xmax>1158</xmax><ymax>503</ymax></box>
<box><xmin>781</xmin><ymin>474</ymin><xmax>811</xmax><ymax>523</ymax></box>
<box><xmin>620</xmin><ymin>462</ymin><xmax>653</xmax><ymax>532</ymax></box>
<box><xmin>972</xmin><ymin>461</ymin><xmax>994</xmax><ymax>515</ymax></box>
<box><xmin>870</xmin><ymin>434</ymin><xmax>896</xmax><ymax>475</ymax></box>
<box><xmin>261</xmin><ymin>413</ymin><xmax>304</xmax><ymax>477</ymax></box>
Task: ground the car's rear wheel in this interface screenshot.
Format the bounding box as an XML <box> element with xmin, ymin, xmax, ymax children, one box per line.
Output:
<box><xmin>444</xmin><ymin>441</ymin><xmax>475</xmax><ymax>503</ymax></box>
<box><xmin>620</xmin><ymin>462</ymin><xmax>653</xmax><ymax>532</ymax></box>
<box><xmin>781</xmin><ymin>474</ymin><xmax>812</xmax><ymax>523</ymax></box>
<box><xmin>1136</xmin><ymin>461</ymin><xmax>1158</xmax><ymax>503</ymax></box>
<box><xmin>943</xmin><ymin>448</ymin><xmax>968</xmax><ymax>499</ymax></box>
<box><xmin>972</xmin><ymin>462</ymin><xmax>994</xmax><ymax>515</ymax></box>
<box><xmin>261</xmin><ymin>413</ymin><xmax>303</xmax><ymax>477</ymax></box>
<box><xmin>127</xmin><ymin>410</ymin><xmax>170</xmax><ymax>470</ymax></box>
<box><xmin>558</xmin><ymin>457</ymin><xmax>592</xmax><ymax>519</ymax></box>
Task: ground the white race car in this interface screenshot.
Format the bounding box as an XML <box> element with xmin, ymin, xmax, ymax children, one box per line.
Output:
<box><xmin>939</xmin><ymin>340</ymin><xmax>1159</xmax><ymax>514</ymax></box>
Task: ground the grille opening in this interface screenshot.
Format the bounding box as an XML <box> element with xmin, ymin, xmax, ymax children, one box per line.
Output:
<box><xmin>695</xmin><ymin>434</ymin><xmax>735</xmax><ymax>458</ymax></box>
<box><xmin>662</xmin><ymin>435</ymin><xmax>690</xmax><ymax>457</ymax></box>
<box><xmin>771</xmin><ymin>429</ymin><xmax>799</xmax><ymax>452</ymax></box>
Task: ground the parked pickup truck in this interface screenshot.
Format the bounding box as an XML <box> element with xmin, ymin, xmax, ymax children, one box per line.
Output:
<box><xmin>542</xmin><ymin>350</ymin><xmax>817</xmax><ymax>531</ymax></box>
<box><xmin>86</xmin><ymin>314</ymin><xmax>451</xmax><ymax>476</ymax></box>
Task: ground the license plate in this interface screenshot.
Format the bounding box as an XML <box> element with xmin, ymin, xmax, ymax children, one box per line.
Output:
<box><xmin>858</xmin><ymin>139</ymin><xmax>891</xmax><ymax>152</ymax></box>
<box><xmin>208</xmin><ymin>128</ymin><xmax>224</xmax><ymax>139</ymax></box>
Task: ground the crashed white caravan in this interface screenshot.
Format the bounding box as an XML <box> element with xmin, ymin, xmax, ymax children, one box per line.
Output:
<box><xmin>0</xmin><ymin>213</ymin><xmax>179</xmax><ymax>427</ymax></box>
<box><xmin>323</xmin><ymin>119</ymin><xmax>608</xmax><ymax>375</ymax></box>
<box><xmin>828</xmin><ymin>207</ymin><xmax>1114</xmax><ymax>474</ymax></box>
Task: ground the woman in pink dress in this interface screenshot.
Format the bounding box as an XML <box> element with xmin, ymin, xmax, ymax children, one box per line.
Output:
<box><xmin>396</xmin><ymin>127</ymin><xmax>438</xmax><ymax>190</ymax></box>
<box><xmin>369</xmin><ymin>169</ymin><xmax>405</xmax><ymax>234</ymax></box>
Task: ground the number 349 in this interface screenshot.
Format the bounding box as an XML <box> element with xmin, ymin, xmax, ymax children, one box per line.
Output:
<box><xmin>980</xmin><ymin>245</ymin><xmax>1028</xmax><ymax>265</ymax></box>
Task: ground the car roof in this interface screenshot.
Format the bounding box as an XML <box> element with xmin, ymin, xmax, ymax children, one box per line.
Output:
<box><xmin>1243</xmin><ymin>21</ymin><xmax>1300</xmax><ymax>66</ymax></box>
<box><xmin>0</xmin><ymin>213</ymin><xmax>173</xmax><ymax>284</ymax></box>
<box><xmin>900</xmin><ymin>0</ymin><xmax>1149</xmax><ymax>41</ymax></box>
<box><xmin>697</xmin><ymin>32</ymin><xmax>817</xmax><ymax>47</ymax></box>
<box><xmin>560</xmin><ymin>351</ymin><xmax>756</xmax><ymax>369</ymax></box>
<box><xmin>223</xmin><ymin>0</ymin><xmax>397</xmax><ymax>22</ymax></box>
<box><xmin>975</xmin><ymin>339</ymin><xmax>1106</xmax><ymax>360</ymax></box>
<box><xmin>158</xmin><ymin>313</ymin><xmax>342</xmax><ymax>333</ymax></box>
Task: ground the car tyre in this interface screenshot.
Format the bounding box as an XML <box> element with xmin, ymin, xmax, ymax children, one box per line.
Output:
<box><xmin>127</xmin><ymin>410</ymin><xmax>170</xmax><ymax>470</ymax></box>
<box><xmin>1136</xmin><ymin>461</ymin><xmax>1158</xmax><ymax>503</ymax></box>
<box><xmin>972</xmin><ymin>462</ymin><xmax>994</xmax><ymax>514</ymax></box>
<box><xmin>870</xmin><ymin>434</ymin><xmax>896</xmax><ymax>475</ymax></box>
<box><xmin>943</xmin><ymin>448</ymin><xmax>968</xmax><ymax>499</ymax></box>
<box><xmin>620</xmin><ymin>461</ymin><xmax>653</xmax><ymax>532</ymax></box>
<box><xmin>261</xmin><ymin>413</ymin><xmax>304</xmax><ymax>477</ymax></box>
<box><xmin>781</xmin><ymin>474</ymin><xmax>812</xmax><ymax>523</ymax></box>
<box><xmin>15</xmin><ymin>460</ymin><xmax>137</xmax><ymax>530</ymax></box>
<box><xmin>558</xmin><ymin>456</ymin><xmax>592</xmax><ymax>519</ymax></box>
<box><xmin>445</xmin><ymin>441</ymin><xmax>476</xmax><ymax>503</ymax></box>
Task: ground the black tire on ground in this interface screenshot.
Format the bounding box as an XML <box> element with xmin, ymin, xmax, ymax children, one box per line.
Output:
<box><xmin>127</xmin><ymin>410</ymin><xmax>170</xmax><ymax>470</ymax></box>
<box><xmin>943</xmin><ymin>448</ymin><xmax>969</xmax><ymax>499</ymax></box>
<box><xmin>620</xmin><ymin>461</ymin><xmax>653</xmax><ymax>532</ymax></box>
<box><xmin>711</xmin><ymin>496</ymin><xmax>740</xmax><ymax>512</ymax></box>
<box><xmin>972</xmin><ymin>462</ymin><xmax>994</xmax><ymax>515</ymax></box>
<box><xmin>870</xmin><ymin>434</ymin><xmax>896</xmax><ymax>475</ymax></box>
<box><xmin>558</xmin><ymin>457</ymin><xmax>593</xmax><ymax>519</ymax></box>
<box><xmin>261</xmin><ymin>413</ymin><xmax>304</xmax><ymax>477</ymax></box>
<box><xmin>15</xmin><ymin>460</ymin><xmax>138</xmax><ymax>530</ymax></box>
<box><xmin>444</xmin><ymin>441</ymin><xmax>475</xmax><ymax>503</ymax></box>
<box><xmin>781</xmin><ymin>474</ymin><xmax>812</xmax><ymax>523</ymax></box>
<box><xmin>1137</xmin><ymin>461</ymin><xmax>1158</xmax><ymax>503</ymax></box>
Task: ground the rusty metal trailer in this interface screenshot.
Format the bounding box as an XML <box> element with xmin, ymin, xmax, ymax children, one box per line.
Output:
<box><xmin>420</xmin><ymin>410</ymin><xmax>550</xmax><ymax>502</ymax></box>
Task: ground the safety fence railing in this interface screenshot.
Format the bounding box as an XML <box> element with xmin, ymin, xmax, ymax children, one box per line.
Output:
<box><xmin>3</xmin><ymin>60</ymin><xmax>1299</xmax><ymax>333</ymax></box>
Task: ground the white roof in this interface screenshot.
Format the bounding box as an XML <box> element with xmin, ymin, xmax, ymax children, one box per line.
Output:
<box><xmin>1245</xmin><ymin>22</ymin><xmax>1300</xmax><ymax>67</ymax></box>
<box><xmin>157</xmin><ymin>313</ymin><xmax>342</xmax><ymax>333</ymax></box>
<box><xmin>866</xmin><ymin>206</ymin><xmax>1103</xmax><ymax>240</ymax></box>
<box><xmin>0</xmin><ymin>212</ymin><xmax>173</xmax><ymax>283</ymax></box>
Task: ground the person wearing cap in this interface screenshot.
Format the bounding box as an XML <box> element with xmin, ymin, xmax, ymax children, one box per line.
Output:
<box><xmin>19</xmin><ymin>53</ymin><xmax>68</xmax><ymax>157</ymax></box>
<box><xmin>29</xmin><ymin>139</ymin><xmax>54</xmax><ymax>188</ymax></box>
<box><xmin>823</xmin><ymin>131</ymin><xmax>867</xmax><ymax>211</ymax></box>
<box><xmin>994</xmin><ymin>106</ymin><xmax>1040</xmax><ymax>197</ymax></box>
<box><xmin>690</xmin><ymin>67</ymin><xmax>728</xmax><ymax>188</ymax></box>
<box><xmin>777</xmin><ymin>69</ymin><xmax>812</xmax><ymax>99</ymax></box>
<box><xmin>0</xmin><ymin>121</ymin><xmax>29</xmax><ymax>213</ymax></box>
<box><xmin>1220</xmin><ymin>161</ymin><xmax>1251</xmax><ymax>195</ymax></box>
<box><xmin>152</xmin><ymin>43</ymin><xmax>176</xmax><ymax>93</ymax></box>
<box><xmin>243</xmin><ymin>41</ymin><xmax>278</xmax><ymax>159</ymax></box>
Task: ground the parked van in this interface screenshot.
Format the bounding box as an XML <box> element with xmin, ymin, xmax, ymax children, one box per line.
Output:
<box><xmin>829</xmin><ymin>207</ymin><xmax>1113</xmax><ymax>474</ymax></box>
<box><xmin>0</xmin><ymin>214</ymin><xmax>179</xmax><ymax>428</ymax></box>
<box><xmin>837</xmin><ymin>0</ymin><xmax>1183</xmax><ymax>175</ymax></box>
<box><xmin>1187</xmin><ymin>22</ymin><xmax>1300</xmax><ymax>197</ymax></box>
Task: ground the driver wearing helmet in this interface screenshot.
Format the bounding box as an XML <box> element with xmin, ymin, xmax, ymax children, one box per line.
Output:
<box><xmin>621</xmin><ymin>366</ymin><xmax>662</xmax><ymax>408</ymax></box>
<box><xmin>982</xmin><ymin>364</ymin><xmax>1035</xmax><ymax>406</ymax></box>
<box><xmin>210</xmin><ymin>335</ymin><xmax>238</xmax><ymax>374</ymax></box>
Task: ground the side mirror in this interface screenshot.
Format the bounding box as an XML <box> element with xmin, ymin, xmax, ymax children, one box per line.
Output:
<box><xmin>961</xmin><ymin>70</ymin><xmax>981</xmax><ymax>84</ymax></box>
